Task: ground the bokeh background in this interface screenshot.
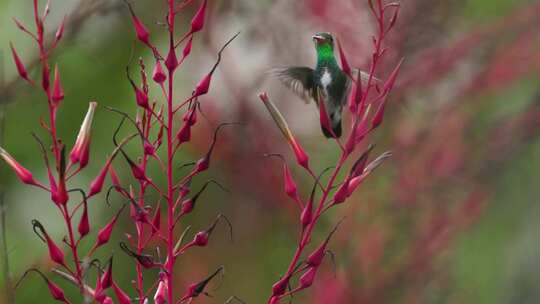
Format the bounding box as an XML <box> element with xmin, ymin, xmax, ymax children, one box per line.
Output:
<box><xmin>1</xmin><ymin>0</ymin><xmax>540</xmax><ymax>303</ymax></box>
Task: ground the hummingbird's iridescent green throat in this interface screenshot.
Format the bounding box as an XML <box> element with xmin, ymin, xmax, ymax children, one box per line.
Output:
<box><xmin>313</xmin><ymin>32</ymin><xmax>337</xmax><ymax>64</ymax></box>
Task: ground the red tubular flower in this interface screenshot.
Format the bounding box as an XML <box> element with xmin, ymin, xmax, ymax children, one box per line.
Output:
<box><xmin>189</xmin><ymin>0</ymin><xmax>208</xmax><ymax>34</ymax></box>
<box><xmin>318</xmin><ymin>95</ymin><xmax>333</xmax><ymax>137</ymax></box>
<box><xmin>100</xmin><ymin>257</ymin><xmax>113</xmax><ymax>289</ymax></box>
<box><xmin>283</xmin><ymin>163</ymin><xmax>300</xmax><ymax>202</ymax></box>
<box><xmin>9</xmin><ymin>42</ymin><xmax>32</xmax><ymax>84</ymax></box>
<box><xmin>70</xmin><ymin>102</ymin><xmax>97</xmax><ymax>167</ymax></box>
<box><xmin>0</xmin><ymin>147</ymin><xmax>41</xmax><ymax>187</ymax></box>
<box><xmin>51</xmin><ymin>65</ymin><xmax>64</xmax><ymax>104</ymax></box>
<box><xmin>154</xmin><ymin>280</ymin><xmax>167</xmax><ymax>304</ymax></box>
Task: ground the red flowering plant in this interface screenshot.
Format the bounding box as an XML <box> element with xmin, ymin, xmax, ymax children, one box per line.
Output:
<box><xmin>259</xmin><ymin>1</ymin><xmax>402</xmax><ymax>303</ymax></box>
<box><xmin>5</xmin><ymin>0</ymin><xmax>238</xmax><ymax>303</ymax></box>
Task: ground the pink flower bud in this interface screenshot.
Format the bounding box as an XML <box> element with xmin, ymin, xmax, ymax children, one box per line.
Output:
<box><xmin>371</xmin><ymin>98</ymin><xmax>388</xmax><ymax>130</ymax></box>
<box><xmin>165</xmin><ymin>47</ymin><xmax>178</xmax><ymax>71</ymax></box>
<box><xmin>290</xmin><ymin>138</ymin><xmax>310</xmax><ymax>169</ymax></box>
<box><xmin>382</xmin><ymin>58</ymin><xmax>404</xmax><ymax>93</ymax></box>
<box><xmin>269</xmin><ymin>296</ymin><xmax>281</xmax><ymax>304</ymax></box>
<box><xmin>42</xmin><ymin>64</ymin><xmax>50</xmax><ymax>93</ymax></box>
<box><xmin>32</xmin><ymin>220</ymin><xmax>65</xmax><ymax>266</ymax></box>
<box><xmin>47</xmin><ymin>280</ymin><xmax>67</xmax><ymax>302</ymax></box>
<box><xmin>283</xmin><ymin>164</ymin><xmax>299</xmax><ymax>202</ymax></box>
<box><xmin>143</xmin><ymin>140</ymin><xmax>155</xmax><ymax>156</ymax></box>
<box><xmin>0</xmin><ymin>147</ymin><xmax>40</xmax><ymax>186</ymax></box>
<box><xmin>154</xmin><ymin>280</ymin><xmax>167</xmax><ymax>304</ymax></box>
<box><xmin>332</xmin><ymin>181</ymin><xmax>350</xmax><ymax>205</ymax></box>
<box><xmin>189</xmin><ymin>0</ymin><xmax>208</xmax><ymax>34</ymax></box>
<box><xmin>88</xmin><ymin>161</ymin><xmax>111</xmax><ymax>197</ymax></box>
<box><xmin>70</xmin><ymin>102</ymin><xmax>97</xmax><ymax>167</ymax></box>
<box><xmin>9</xmin><ymin>43</ymin><xmax>32</xmax><ymax>84</ymax></box>
<box><xmin>151</xmin><ymin>206</ymin><xmax>161</xmax><ymax>234</ymax></box>
<box><xmin>181</xmin><ymin>198</ymin><xmax>194</xmax><ymax>214</ymax></box>
<box><xmin>271</xmin><ymin>275</ymin><xmax>290</xmax><ymax>296</ymax></box>
<box><xmin>134</xmin><ymin>86</ymin><xmax>149</xmax><ymax>109</ymax></box>
<box><xmin>152</xmin><ymin>61</ymin><xmax>166</xmax><ymax>84</ymax></box>
<box><xmin>180</xmin><ymin>267</ymin><xmax>223</xmax><ymax>301</ymax></box>
<box><xmin>101</xmin><ymin>297</ymin><xmax>113</xmax><ymax>304</ymax></box>
<box><xmin>78</xmin><ymin>200</ymin><xmax>90</xmax><ymax>237</ymax></box>
<box><xmin>301</xmin><ymin>197</ymin><xmax>313</xmax><ymax>227</ymax></box>
<box><xmin>129</xmin><ymin>9</ymin><xmax>150</xmax><ymax>45</ymax></box>
<box><xmin>307</xmin><ymin>222</ymin><xmax>341</xmax><ymax>267</ymax></box>
<box><xmin>51</xmin><ymin>65</ymin><xmax>64</xmax><ymax>104</ymax></box>
<box><xmin>93</xmin><ymin>205</ymin><xmax>125</xmax><ymax>250</ymax></box>
<box><xmin>109</xmin><ymin>165</ymin><xmax>122</xmax><ymax>191</ymax></box>
<box><xmin>100</xmin><ymin>258</ymin><xmax>113</xmax><ymax>289</ymax></box>
<box><xmin>299</xmin><ymin>267</ymin><xmax>317</xmax><ymax>288</ymax></box>
<box><xmin>194</xmin><ymin>73</ymin><xmax>211</xmax><ymax>97</ymax></box>
<box><xmin>182</xmin><ymin>36</ymin><xmax>194</xmax><ymax>59</ymax></box>
<box><xmin>176</xmin><ymin>123</ymin><xmax>192</xmax><ymax>145</ymax></box>
<box><xmin>112</xmin><ymin>281</ymin><xmax>132</xmax><ymax>304</ymax></box>
<box><xmin>336</xmin><ymin>38</ymin><xmax>352</xmax><ymax>78</ymax></box>
<box><xmin>193</xmin><ymin>231</ymin><xmax>209</xmax><ymax>247</ymax></box>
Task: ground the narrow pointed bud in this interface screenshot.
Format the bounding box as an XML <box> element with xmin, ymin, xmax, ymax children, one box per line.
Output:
<box><xmin>32</xmin><ymin>220</ymin><xmax>65</xmax><ymax>266</ymax></box>
<box><xmin>182</xmin><ymin>36</ymin><xmax>194</xmax><ymax>59</ymax></box>
<box><xmin>51</xmin><ymin>65</ymin><xmax>64</xmax><ymax>104</ymax></box>
<box><xmin>382</xmin><ymin>58</ymin><xmax>404</xmax><ymax>93</ymax></box>
<box><xmin>134</xmin><ymin>86</ymin><xmax>149</xmax><ymax>109</ymax></box>
<box><xmin>269</xmin><ymin>296</ymin><xmax>281</xmax><ymax>304</ymax></box>
<box><xmin>78</xmin><ymin>199</ymin><xmax>90</xmax><ymax>237</ymax></box>
<box><xmin>299</xmin><ymin>267</ymin><xmax>317</xmax><ymax>288</ymax></box>
<box><xmin>152</xmin><ymin>206</ymin><xmax>161</xmax><ymax>234</ymax></box>
<box><xmin>194</xmin><ymin>73</ymin><xmax>212</xmax><ymax>97</ymax></box>
<box><xmin>332</xmin><ymin>180</ymin><xmax>350</xmax><ymax>205</ymax></box>
<box><xmin>271</xmin><ymin>274</ymin><xmax>291</xmax><ymax>296</ymax></box>
<box><xmin>180</xmin><ymin>267</ymin><xmax>223</xmax><ymax>301</ymax></box>
<box><xmin>336</xmin><ymin>38</ymin><xmax>352</xmax><ymax>78</ymax></box>
<box><xmin>128</xmin><ymin>7</ymin><xmax>150</xmax><ymax>45</ymax></box>
<box><xmin>93</xmin><ymin>205</ymin><xmax>125</xmax><ymax>250</ymax></box>
<box><xmin>17</xmin><ymin>269</ymin><xmax>67</xmax><ymax>302</ymax></box>
<box><xmin>70</xmin><ymin>102</ymin><xmax>97</xmax><ymax>166</ymax></box>
<box><xmin>307</xmin><ymin>222</ymin><xmax>341</xmax><ymax>267</ymax></box>
<box><xmin>88</xmin><ymin>161</ymin><xmax>111</xmax><ymax>197</ymax></box>
<box><xmin>10</xmin><ymin>43</ymin><xmax>32</xmax><ymax>84</ymax></box>
<box><xmin>112</xmin><ymin>281</ymin><xmax>132</xmax><ymax>304</ymax></box>
<box><xmin>164</xmin><ymin>47</ymin><xmax>178</xmax><ymax>71</ymax></box>
<box><xmin>100</xmin><ymin>257</ymin><xmax>113</xmax><ymax>289</ymax></box>
<box><xmin>152</xmin><ymin>61</ymin><xmax>166</xmax><ymax>83</ymax></box>
<box><xmin>371</xmin><ymin>97</ymin><xmax>388</xmax><ymax>129</ymax></box>
<box><xmin>283</xmin><ymin>164</ymin><xmax>299</xmax><ymax>202</ymax></box>
<box><xmin>42</xmin><ymin>64</ymin><xmax>50</xmax><ymax>93</ymax></box>
<box><xmin>189</xmin><ymin>0</ymin><xmax>208</xmax><ymax>34</ymax></box>
<box><xmin>109</xmin><ymin>165</ymin><xmax>122</xmax><ymax>191</ymax></box>
<box><xmin>301</xmin><ymin>197</ymin><xmax>313</xmax><ymax>227</ymax></box>
<box><xmin>0</xmin><ymin>147</ymin><xmax>40</xmax><ymax>186</ymax></box>
<box><xmin>290</xmin><ymin>138</ymin><xmax>310</xmax><ymax>169</ymax></box>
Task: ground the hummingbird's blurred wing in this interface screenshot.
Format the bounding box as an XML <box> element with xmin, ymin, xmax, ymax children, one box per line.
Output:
<box><xmin>270</xmin><ymin>67</ymin><xmax>316</xmax><ymax>104</ymax></box>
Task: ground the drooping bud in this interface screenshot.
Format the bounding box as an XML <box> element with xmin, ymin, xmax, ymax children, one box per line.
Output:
<box><xmin>189</xmin><ymin>0</ymin><xmax>208</xmax><ymax>34</ymax></box>
<box><xmin>16</xmin><ymin>269</ymin><xmax>67</xmax><ymax>302</ymax></box>
<box><xmin>283</xmin><ymin>164</ymin><xmax>300</xmax><ymax>202</ymax></box>
<box><xmin>193</xmin><ymin>72</ymin><xmax>211</xmax><ymax>97</ymax></box>
<box><xmin>0</xmin><ymin>147</ymin><xmax>40</xmax><ymax>186</ymax></box>
<box><xmin>51</xmin><ymin>65</ymin><xmax>65</xmax><ymax>104</ymax></box>
<box><xmin>32</xmin><ymin>220</ymin><xmax>65</xmax><ymax>267</ymax></box>
<box><xmin>127</xmin><ymin>4</ymin><xmax>150</xmax><ymax>45</ymax></box>
<box><xmin>152</xmin><ymin>60</ymin><xmax>166</xmax><ymax>84</ymax></box>
<box><xmin>70</xmin><ymin>102</ymin><xmax>97</xmax><ymax>167</ymax></box>
<box><xmin>182</xmin><ymin>36</ymin><xmax>194</xmax><ymax>59</ymax></box>
<box><xmin>9</xmin><ymin>43</ymin><xmax>32</xmax><ymax>84</ymax></box>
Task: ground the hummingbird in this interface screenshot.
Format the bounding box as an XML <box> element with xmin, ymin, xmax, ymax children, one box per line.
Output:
<box><xmin>272</xmin><ymin>32</ymin><xmax>359</xmax><ymax>138</ymax></box>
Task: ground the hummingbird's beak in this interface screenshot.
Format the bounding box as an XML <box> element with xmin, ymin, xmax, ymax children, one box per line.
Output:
<box><xmin>312</xmin><ymin>35</ymin><xmax>324</xmax><ymax>43</ymax></box>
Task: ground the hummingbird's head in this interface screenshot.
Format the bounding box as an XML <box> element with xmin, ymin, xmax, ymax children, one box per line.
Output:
<box><xmin>312</xmin><ymin>32</ymin><xmax>334</xmax><ymax>49</ymax></box>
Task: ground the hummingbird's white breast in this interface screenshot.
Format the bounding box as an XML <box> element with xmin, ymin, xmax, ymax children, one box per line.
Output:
<box><xmin>320</xmin><ymin>68</ymin><xmax>332</xmax><ymax>94</ymax></box>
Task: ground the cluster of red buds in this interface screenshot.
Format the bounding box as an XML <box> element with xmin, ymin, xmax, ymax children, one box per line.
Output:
<box><xmin>5</xmin><ymin>0</ymin><xmax>238</xmax><ymax>303</ymax></box>
<box><xmin>260</xmin><ymin>1</ymin><xmax>402</xmax><ymax>303</ymax></box>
